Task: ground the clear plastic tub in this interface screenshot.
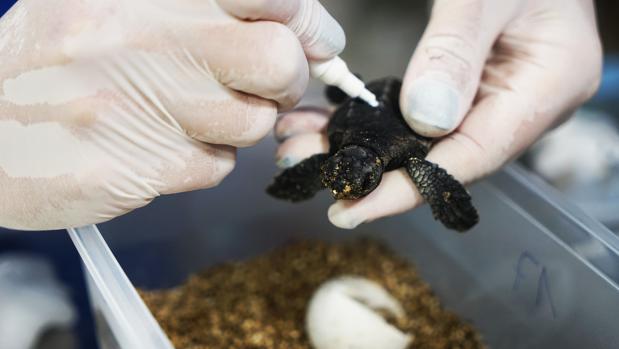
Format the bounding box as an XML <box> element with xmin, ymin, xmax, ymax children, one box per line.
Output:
<box><xmin>73</xmin><ymin>138</ymin><xmax>619</xmax><ymax>349</ymax></box>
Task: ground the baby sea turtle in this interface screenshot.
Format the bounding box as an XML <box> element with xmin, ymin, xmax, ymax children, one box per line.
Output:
<box><xmin>267</xmin><ymin>78</ymin><xmax>478</xmax><ymax>232</ymax></box>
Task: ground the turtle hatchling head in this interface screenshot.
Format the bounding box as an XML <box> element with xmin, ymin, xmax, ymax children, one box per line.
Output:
<box><xmin>320</xmin><ymin>146</ymin><xmax>384</xmax><ymax>200</ymax></box>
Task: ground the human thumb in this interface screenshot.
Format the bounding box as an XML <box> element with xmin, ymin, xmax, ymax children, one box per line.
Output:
<box><xmin>400</xmin><ymin>0</ymin><xmax>516</xmax><ymax>137</ymax></box>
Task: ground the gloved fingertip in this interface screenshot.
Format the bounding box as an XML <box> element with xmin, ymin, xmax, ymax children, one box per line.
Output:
<box><xmin>291</xmin><ymin>0</ymin><xmax>346</xmax><ymax>61</ymax></box>
<box><xmin>402</xmin><ymin>74</ymin><xmax>462</xmax><ymax>137</ymax></box>
<box><xmin>308</xmin><ymin>12</ymin><xmax>346</xmax><ymax>60</ymax></box>
<box><xmin>274</xmin><ymin>107</ymin><xmax>330</xmax><ymax>142</ymax></box>
<box><xmin>328</xmin><ymin>202</ymin><xmax>364</xmax><ymax>230</ymax></box>
<box><xmin>276</xmin><ymin>156</ymin><xmax>300</xmax><ymax>169</ymax></box>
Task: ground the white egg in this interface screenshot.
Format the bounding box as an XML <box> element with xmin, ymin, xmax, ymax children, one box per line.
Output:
<box><xmin>306</xmin><ymin>276</ymin><xmax>412</xmax><ymax>349</ymax></box>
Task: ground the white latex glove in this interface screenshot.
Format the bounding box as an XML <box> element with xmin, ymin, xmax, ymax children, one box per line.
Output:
<box><xmin>274</xmin><ymin>0</ymin><xmax>602</xmax><ymax>229</ymax></box>
<box><xmin>0</xmin><ymin>0</ymin><xmax>344</xmax><ymax>230</ymax></box>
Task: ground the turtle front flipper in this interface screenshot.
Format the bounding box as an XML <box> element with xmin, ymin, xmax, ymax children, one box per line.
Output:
<box><xmin>267</xmin><ymin>154</ymin><xmax>329</xmax><ymax>202</ymax></box>
<box><xmin>405</xmin><ymin>157</ymin><xmax>479</xmax><ymax>232</ymax></box>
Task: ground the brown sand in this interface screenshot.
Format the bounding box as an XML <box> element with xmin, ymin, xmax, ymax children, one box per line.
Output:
<box><xmin>140</xmin><ymin>239</ymin><xmax>485</xmax><ymax>349</ymax></box>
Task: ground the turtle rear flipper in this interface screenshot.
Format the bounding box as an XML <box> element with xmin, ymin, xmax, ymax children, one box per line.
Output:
<box><xmin>267</xmin><ymin>154</ymin><xmax>329</xmax><ymax>202</ymax></box>
<box><xmin>405</xmin><ymin>157</ymin><xmax>479</xmax><ymax>232</ymax></box>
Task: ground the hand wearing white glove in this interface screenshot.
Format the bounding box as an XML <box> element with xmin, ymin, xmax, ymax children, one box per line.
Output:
<box><xmin>0</xmin><ymin>0</ymin><xmax>344</xmax><ymax>230</ymax></box>
<box><xmin>275</xmin><ymin>0</ymin><xmax>602</xmax><ymax>229</ymax></box>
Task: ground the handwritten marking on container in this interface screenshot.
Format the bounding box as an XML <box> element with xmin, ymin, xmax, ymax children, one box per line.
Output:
<box><xmin>513</xmin><ymin>251</ymin><xmax>557</xmax><ymax>319</ymax></box>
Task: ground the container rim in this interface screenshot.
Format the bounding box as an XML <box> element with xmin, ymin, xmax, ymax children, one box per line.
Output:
<box><xmin>485</xmin><ymin>164</ymin><xmax>619</xmax><ymax>290</ymax></box>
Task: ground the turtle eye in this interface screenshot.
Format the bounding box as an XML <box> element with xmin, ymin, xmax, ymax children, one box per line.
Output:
<box><xmin>359</xmin><ymin>161</ymin><xmax>383</xmax><ymax>193</ymax></box>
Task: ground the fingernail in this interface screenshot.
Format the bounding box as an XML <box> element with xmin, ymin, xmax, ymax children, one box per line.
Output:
<box><xmin>276</xmin><ymin>157</ymin><xmax>299</xmax><ymax>169</ymax></box>
<box><xmin>275</xmin><ymin>131</ymin><xmax>291</xmax><ymax>143</ymax></box>
<box><xmin>328</xmin><ymin>202</ymin><xmax>364</xmax><ymax>230</ymax></box>
<box><xmin>404</xmin><ymin>75</ymin><xmax>460</xmax><ymax>136</ymax></box>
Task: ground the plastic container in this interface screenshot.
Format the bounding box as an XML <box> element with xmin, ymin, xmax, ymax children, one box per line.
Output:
<box><xmin>73</xmin><ymin>137</ymin><xmax>619</xmax><ymax>349</ymax></box>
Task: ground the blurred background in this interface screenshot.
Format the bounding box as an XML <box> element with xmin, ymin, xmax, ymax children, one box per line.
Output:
<box><xmin>0</xmin><ymin>1</ymin><xmax>617</xmax><ymax>348</ymax></box>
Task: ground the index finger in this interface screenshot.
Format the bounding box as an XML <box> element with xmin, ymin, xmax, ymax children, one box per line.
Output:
<box><xmin>215</xmin><ymin>0</ymin><xmax>346</xmax><ymax>60</ymax></box>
